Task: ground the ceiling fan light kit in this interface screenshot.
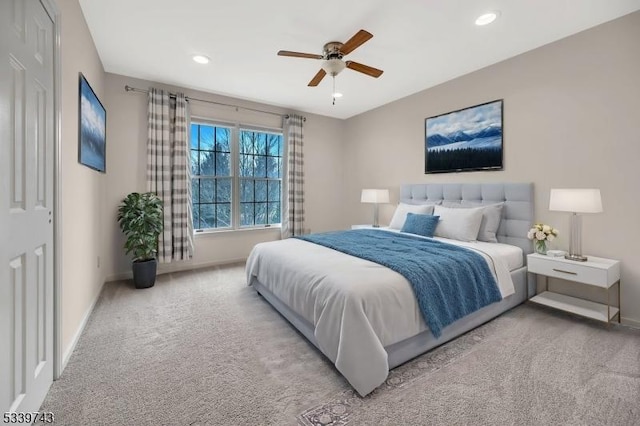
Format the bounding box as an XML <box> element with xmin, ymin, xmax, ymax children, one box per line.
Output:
<box><xmin>277</xmin><ymin>29</ymin><xmax>384</xmax><ymax>103</ymax></box>
<box><xmin>321</xmin><ymin>58</ymin><xmax>346</xmax><ymax>76</ymax></box>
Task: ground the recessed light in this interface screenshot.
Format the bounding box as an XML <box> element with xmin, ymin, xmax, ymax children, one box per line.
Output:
<box><xmin>332</xmin><ymin>92</ymin><xmax>343</xmax><ymax>98</ymax></box>
<box><xmin>192</xmin><ymin>55</ymin><xmax>210</xmax><ymax>64</ymax></box>
<box><xmin>475</xmin><ymin>11</ymin><xmax>499</xmax><ymax>26</ymax></box>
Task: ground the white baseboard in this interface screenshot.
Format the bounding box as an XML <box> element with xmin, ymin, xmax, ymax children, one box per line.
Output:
<box><xmin>105</xmin><ymin>257</ymin><xmax>247</xmax><ymax>283</ymax></box>
<box><xmin>61</xmin><ymin>282</ymin><xmax>104</xmax><ymax>372</ymax></box>
<box><xmin>621</xmin><ymin>316</ymin><xmax>640</xmax><ymax>329</ymax></box>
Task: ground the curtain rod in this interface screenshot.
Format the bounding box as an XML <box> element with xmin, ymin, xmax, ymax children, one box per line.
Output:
<box><xmin>124</xmin><ymin>85</ymin><xmax>305</xmax><ymax>121</ymax></box>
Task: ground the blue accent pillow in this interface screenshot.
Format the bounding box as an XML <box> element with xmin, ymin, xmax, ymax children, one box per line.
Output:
<box><xmin>401</xmin><ymin>213</ymin><xmax>440</xmax><ymax>237</ymax></box>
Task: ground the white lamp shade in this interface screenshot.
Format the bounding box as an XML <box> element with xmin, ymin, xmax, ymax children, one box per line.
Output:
<box><xmin>361</xmin><ymin>189</ymin><xmax>390</xmax><ymax>204</ymax></box>
<box><xmin>549</xmin><ymin>188</ymin><xmax>603</xmax><ymax>213</ymax></box>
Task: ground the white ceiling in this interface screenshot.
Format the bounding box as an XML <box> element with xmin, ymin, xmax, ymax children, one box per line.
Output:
<box><xmin>79</xmin><ymin>0</ymin><xmax>640</xmax><ymax>119</ymax></box>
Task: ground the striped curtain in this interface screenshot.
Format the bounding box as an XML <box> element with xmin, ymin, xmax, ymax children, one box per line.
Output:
<box><xmin>147</xmin><ymin>88</ymin><xmax>194</xmax><ymax>262</ymax></box>
<box><xmin>282</xmin><ymin>114</ymin><xmax>307</xmax><ymax>238</ymax></box>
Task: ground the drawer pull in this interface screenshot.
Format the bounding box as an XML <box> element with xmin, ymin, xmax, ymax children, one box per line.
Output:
<box><xmin>552</xmin><ymin>268</ymin><xmax>577</xmax><ymax>275</ymax></box>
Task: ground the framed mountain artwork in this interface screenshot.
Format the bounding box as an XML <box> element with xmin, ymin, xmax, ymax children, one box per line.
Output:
<box><xmin>425</xmin><ymin>100</ymin><xmax>503</xmax><ymax>174</ymax></box>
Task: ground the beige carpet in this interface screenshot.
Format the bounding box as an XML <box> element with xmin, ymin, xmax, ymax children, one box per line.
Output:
<box><xmin>41</xmin><ymin>264</ymin><xmax>640</xmax><ymax>425</ymax></box>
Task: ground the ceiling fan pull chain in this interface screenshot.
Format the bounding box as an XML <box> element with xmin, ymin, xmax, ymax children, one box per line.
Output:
<box><xmin>332</xmin><ymin>76</ymin><xmax>336</xmax><ymax>105</ymax></box>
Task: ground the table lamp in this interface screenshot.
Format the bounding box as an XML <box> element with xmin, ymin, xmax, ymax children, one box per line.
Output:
<box><xmin>549</xmin><ymin>188</ymin><xmax>602</xmax><ymax>261</ymax></box>
<box><xmin>361</xmin><ymin>189</ymin><xmax>390</xmax><ymax>227</ymax></box>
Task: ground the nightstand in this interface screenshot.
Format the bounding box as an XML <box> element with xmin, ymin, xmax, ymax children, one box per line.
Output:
<box><xmin>351</xmin><ymin>225</ymin><xmax>389</xmax><ymax>230</ymax></box>
<box><xmin>527</xmin><ymin>253</ymin><xmax>621</xmax><ymax>324</ymax></box>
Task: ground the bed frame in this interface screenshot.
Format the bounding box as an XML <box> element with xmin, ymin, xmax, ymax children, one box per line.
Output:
<box><xmin>253</xmin><ymin>183</ymin><xmax>534</xmax><ymax>371</ymax></box>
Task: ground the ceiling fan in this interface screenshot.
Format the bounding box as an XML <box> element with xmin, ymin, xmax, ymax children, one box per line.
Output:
<box><xmin>277</xmin><ymin>29</ymin><xmax>384</xmax><ymax>87</ymax></box>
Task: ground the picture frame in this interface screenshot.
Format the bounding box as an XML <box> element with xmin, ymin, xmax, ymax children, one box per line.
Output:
<box><xmin>78</xmin><ymin>73</ymin><xmax>106</xmax><ymax>173</ymax></box>
<box><xmin>425</xmin><ymin>99</ymin><xmax>503</xmax><ymax>174</ymax></box>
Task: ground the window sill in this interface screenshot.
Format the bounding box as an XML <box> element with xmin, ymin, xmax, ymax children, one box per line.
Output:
<box><xmin>194</xmin><ymin>225</ymin><xmax>281</xmax><ymax>237</ymax></box>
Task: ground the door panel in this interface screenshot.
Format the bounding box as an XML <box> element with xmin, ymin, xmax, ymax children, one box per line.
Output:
<box><xmin>1</xmin><ymin>0</ymin><xmax>55</xmax><ymax>414</ymax></box>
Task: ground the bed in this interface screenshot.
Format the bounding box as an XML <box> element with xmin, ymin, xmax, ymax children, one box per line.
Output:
<box><xmin>246</xmin><ymin>183</ymin><xmax>534</xmax><ymax>396</ymax></box>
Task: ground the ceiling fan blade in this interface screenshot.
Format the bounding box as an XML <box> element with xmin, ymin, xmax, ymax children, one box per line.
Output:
<box><xmin>340</xmin><ymin>29</ymin><xmax>373</xmax><ymax>55</ymax></box>
<box><xmin>277</xmin><ymin>50</ymin><xmax>323</xmax><ymax>60</ymax></box>
<box><xmin>345</xmin><ymin>61</ymin><xmax>384</xmax><ymax>78</ymax></box>
<box><xmin>308</xmin><ymin>69</ymin><xmax>326</xmax><ymax>86</ymax></box>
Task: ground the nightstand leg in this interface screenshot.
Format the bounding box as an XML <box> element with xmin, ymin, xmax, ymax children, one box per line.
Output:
<box><xmin>618</xmin><ymin>280</ymin><xmax>621</xmax><ymax>324</ymax></box>
<box><xmin>607</xmin><ymin>286</ymin><xmax>611</xmax><ymax>325</ymax></box>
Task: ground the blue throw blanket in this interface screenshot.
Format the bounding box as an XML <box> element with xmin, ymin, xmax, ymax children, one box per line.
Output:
<box><xmin>296</xmin><ymin>229</ymin><xmax>501</xmax><ymax>337</ymax></box>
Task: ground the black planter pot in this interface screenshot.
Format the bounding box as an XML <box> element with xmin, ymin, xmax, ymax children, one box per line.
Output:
<box><xmin>132</xmin><ymin>258</ymin><xmax>157</xmax><ymax>289</ymax></box>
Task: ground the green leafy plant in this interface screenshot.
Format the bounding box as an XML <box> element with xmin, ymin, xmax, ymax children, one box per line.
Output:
<box><xmin>117</xmin><ymin>192</ymin><xmax>163</xmax><ymax>262</ymax></box>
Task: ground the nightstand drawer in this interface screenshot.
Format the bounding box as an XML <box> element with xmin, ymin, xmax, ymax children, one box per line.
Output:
<box><xmin>527</xmin><ymin>255</ymin><xmax>616</xmax><ymax>287</ymax></box>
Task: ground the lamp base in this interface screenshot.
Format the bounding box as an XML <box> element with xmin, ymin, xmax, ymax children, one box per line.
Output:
<box><xmin>564</xmin><ymin>254</ymin><xmax>588</xmax><ymax>262</ymax></box>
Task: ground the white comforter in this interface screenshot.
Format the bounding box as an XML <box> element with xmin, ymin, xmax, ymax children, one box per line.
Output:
<box><xmin>245</xmin><ymin>230</ymin><xmax>516</xmax><ymax>396</ymax></box>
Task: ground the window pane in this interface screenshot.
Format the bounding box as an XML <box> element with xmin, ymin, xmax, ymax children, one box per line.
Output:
<box><xmin>267</xmin><ymin>134</ymin><xmax>282</xmax><ymax>156</ymax></box>
<box><xmin>239</xmin><ymin>154</ymin><xmax>253</xmax><ymax>177</ymax></box>
<box><xmin>215</xmin><ymin>127</ymin><xmax>230</xmax><ymax>152</ymax></box>
<box><xmin>216</xmin><ymin>178</ymin><xmax>231</xmax><ymax>202</ymax></box>
<box><xmin>255</xmin><ymin>180</ymin><xmax>267</xmax><ymax>202</ymax></box>
<box><xmin>192</xmin><ymin>179</ymin><xmax>200</xmax><ymax>201</ymax></box>
<box><xmin>266</xmin><ymin>157</ymin><xmax>279</xmax><ymax>178</ymax></box>
<box><xmin>200</xmin><ymin>178</ymin><xmax>215</xmax><ymax>203</ymax></box>
<box><xmin>240</xmin><ymin>131</ymin><xmax>254</xmax><ymax>154</ymax></box>
<box><xmin>190</xmin><ymin>124</ymin><xmax>199</xmax><ymax>149</ymax></box>
<box><xmin>200</xmin><ymin>151</ymin><xmax>215</xmax><ymax>176</ymax></box>
<box><xmin>255</xmin><ymin>133</ymin><xmax>267</xmax><ymax>155</ymax></box>
<box><xmin>248</xmin><ymin>132</ymin><xmax>258</xmax><ymax>154</ymax></box>
<box><xmin>255</xmin><ymin>155</ymin><xmax>266</xmax><ymax>177</ymax></box>
<box><xmin>241</xmin><ymin>203</ymin><xmax>254</xmax><ymax>226</ymax></box>
<box><xmin>193</xmin><ymin>204</ymin><xmax>201</xmax><ymax>229</ymax></box>
<box><xmin>200</xmin><ymin>125</ymin><xmax>214</xmax><ymax>150</ymax></box>
<box><xmin>240</xmin><ymin>179</ymin><xmax>254</xmax><ymax>202</ymax></box>
<box><xmin>200</xmin><ymin>204</ymin><xmax>214</xmax><ymax>229</ymax></box>
<box><xmin>190</xmin><ymin>150</ymin><xmax>199</xmax><ymax>175</ymax></box>
<box><xmin>216</xmin><ymin>203</ymin><xmax>231</xmax><ymax>228</ymax></box>
<box><xmin>268</xmin><ymin>202</ymin><xmax>281</xmax><ymax>224</ymax></box>
<box><xmin>255</xmin><ymin>202</ymin><xmax>267</xmax><ymax>225</ymax></box>
<box><xmin>268</xmin><ymin>181</ymin><xmax>280</xmax><ymax>202</ymax></box>
<box><xmin>215</xmin><ymin>152</ymin><xmax>230</xmax><ymax>176</ymax></box>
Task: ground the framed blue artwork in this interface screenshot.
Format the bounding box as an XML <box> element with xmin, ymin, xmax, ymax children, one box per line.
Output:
<box><xmin>78</xmin><ymin>73</ymin><xmax>106</xmax><ymax>173</ymax></box>
<box><xmin>425</xmin><ymin>99</ymin><xmax>503</xmax><ymax>174</ymax></box>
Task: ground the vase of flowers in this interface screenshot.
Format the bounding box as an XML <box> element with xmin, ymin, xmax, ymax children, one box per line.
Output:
<box><xmin>527</xmin><ymin>223</ymin><xmax>558</xmax><ymax>255</ymax></box>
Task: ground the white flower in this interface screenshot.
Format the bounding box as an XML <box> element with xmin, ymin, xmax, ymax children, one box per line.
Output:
<box><xmin>552</xmin><ymin>228</ymin><xmax>559</xmax><ymax>236</ymax></box>
<box><xmin>535</xmin><ymin>231</ymin><xmax>546</xmax><ymax>241</ymax></box>
<box><xmin>542</xmin><ymin>225</ymin><xmax>551</xmax><ymax>233</ymax></box>
<box><xmin>527</xmin><ymin>230</ymin><xmax>535</xmax><ymax>240</ymax></box>
<box><xmin>547</xmin><ymin>234</ymin><xmax>555</xmax><ymax>242</ymax></box>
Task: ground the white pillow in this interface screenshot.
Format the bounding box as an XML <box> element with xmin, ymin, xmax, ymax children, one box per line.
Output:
<box><xmin>441</xmin><ymin>202</ymin><xmax>504</xmax><ymax>243</ymax></box>
<box><xmin>389</xmin><ymin>203</ymin><xmax>435</xmax><ymax>230</ymax></box>
<box><xmin>433</xmin><ymin>205</ymin><xmax>484</xmax><ymax>242</ymax></box>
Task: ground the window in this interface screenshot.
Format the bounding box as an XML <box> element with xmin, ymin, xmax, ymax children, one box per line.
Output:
<box><xmin>190</xmin><ymin>121</ymin><xmax>283</xmax><ymax>231</ymax></box>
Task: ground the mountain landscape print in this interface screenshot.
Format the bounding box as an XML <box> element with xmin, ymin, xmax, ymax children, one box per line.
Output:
<box><xmin>79</xmin><ymin>74</ymin><xmax>106</xmax><ymax>172</ymax></box>
<box><xmin>425</xmin><ymin>100</ymin><xmax>503</xmax><ymax>173</ymax></box>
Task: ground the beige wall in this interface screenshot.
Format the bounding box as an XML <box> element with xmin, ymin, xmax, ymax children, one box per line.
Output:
<box><xmin>58</xmin><ymin>0</ymin><xmax>106</xmax><ymax>360</ymax></box>
<box><xmin>343</xmin><ymin>12</ymin><xmax>640</xmax><ymax>325</ymax></box>
<box><xmin>102</xmin><ymin>73</ymin><xmax>346</xmax><ymax>280</ymax></box>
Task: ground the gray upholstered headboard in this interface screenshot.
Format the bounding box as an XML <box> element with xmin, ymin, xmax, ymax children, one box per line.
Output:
<box><xmin>400</xmin><ymin>183</ymin><xmax>534</xmax><ymax>257</ymax></box>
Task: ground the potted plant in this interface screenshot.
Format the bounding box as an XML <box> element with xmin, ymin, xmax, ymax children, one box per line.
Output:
<box><xmin>117</xmin><ymin>192</ymin><xmax>163</xmax><ymax>289</ymax></box>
